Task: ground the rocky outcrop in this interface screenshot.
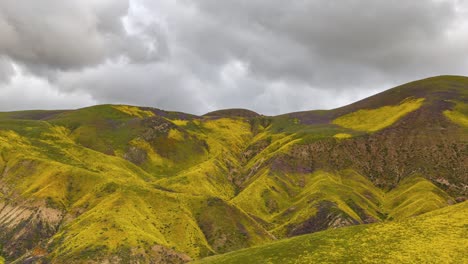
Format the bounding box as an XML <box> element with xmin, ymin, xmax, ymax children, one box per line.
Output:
<box><xmin>0</xmin><ymin>200</ymin><xmax>64</xmax><ymax>260</ymax></box>
<box><xmin>287</xmin><ymin>201</ymin><xmax>360</xmax><ymax>236</ymax></box>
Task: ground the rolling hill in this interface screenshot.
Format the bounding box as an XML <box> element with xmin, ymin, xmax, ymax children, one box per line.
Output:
<box><xmin>194</xmin><ymin>200</ymin><xmax>468</xmax><ymax>264</ymax></box>
<box><xmin>0</xmin><ymin>75</ymin><xmax>467</xmax><ymax>263</ymax></box>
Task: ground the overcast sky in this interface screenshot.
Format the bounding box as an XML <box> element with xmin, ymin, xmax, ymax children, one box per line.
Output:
<box><xmin>1</xmin><ymin>0</ymin><xmax>467</xmax><ymax>115</ymax></box>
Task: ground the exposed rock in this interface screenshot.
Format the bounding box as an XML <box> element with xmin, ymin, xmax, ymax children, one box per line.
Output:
<box><xmin>287</xmin><ymin>201</ymin><xmax>359</xmax><ymax>236</ymax></box>
<box><xmin>0</xmin><ymin>200</ymin><xmax>64</xmax><ymax>260</ymax></box>
<box><xmin>123</xmin><ymin>146</ymin><xmax>148</xmax><ymax>165</ymax></box>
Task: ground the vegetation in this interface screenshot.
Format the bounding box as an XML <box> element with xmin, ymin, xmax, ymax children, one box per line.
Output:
<box><xmin>112</xmin><ymin>105</ymin><xmax>155</xmax><ymax>118</ymax></box>
<box><xmin>444</xmin><ymin>101</ymin><xmax>468</xmax><ymax>127</ymax></box>
<box><xmin>195</xmin><ymin>201</ymin><xmax>468</xmax><ymax>264</ymax></box>
<box><xmin>332</xmin><ymin>97</ymin><xmax>425</xmax><ymax>132</ymax></box>
<box><xmin>333</xmin><ymin>133</ymin><xmax>352</xmax><ymax>139</ymax></box>
<box><xmin>0</xmin><ymin>76</ymin><xmax>466</xmax><ymax>263</ymax></box>
<box><xmin>384</xmin><ymin>176</ymin><xmax>454</xmax><ymax>220</ymax></box>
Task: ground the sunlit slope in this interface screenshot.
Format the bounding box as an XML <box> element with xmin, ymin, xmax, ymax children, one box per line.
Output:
<box><xmin>46</xmin><ymin>105</ymin><xmax>210</xmax><ymax>177</ymax></box>
<box><xmin>332</xmin><ymin>97</ymin><xmax>425</xmax><ymax>132</ymax></box>
<box><xmin>232</xmin><ymin>170</ymin><xmax>453</xmax><ymax>236</ymax></box>
<box><xmin>195</xmin><ymin>201</ymin><xmax>468</xmax><ymax>264</ymax></box>
<box><xmin>383</xmin><ymin>176</ymin><xmax>455</xmax><ymax>219</ymax></box>
<box><xmin>232</xmin><ymin>170</ymin><xmax>384</xmax><ymax>237</ymax></box>
<box><xmin>0</xmin><ymin>110</ymin><xmax>274</xmax><ymax>262</ymax></box>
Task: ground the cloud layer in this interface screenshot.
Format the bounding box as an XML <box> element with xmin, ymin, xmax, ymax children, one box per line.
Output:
<box><xmin>1</xmin><ymin>0</ymin><xmax>467</xmax><ymax>115</ymax></box>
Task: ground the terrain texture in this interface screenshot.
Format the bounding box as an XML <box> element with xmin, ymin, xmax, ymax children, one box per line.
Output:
<box><xmin>0</xmin><ymin>75</ymin><xmax>467</xmax><ymax>263</ymax></box>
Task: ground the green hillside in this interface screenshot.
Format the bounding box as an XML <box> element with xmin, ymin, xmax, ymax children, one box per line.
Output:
<box><xmin>195</xmin><ymin>201</ymin><xmax>468</xmax><ymax>264</ymax></box>
<box><xmin>0</xmin><ymin>76</ymin><xmax>467</xmax><ymax>263</ymax></box>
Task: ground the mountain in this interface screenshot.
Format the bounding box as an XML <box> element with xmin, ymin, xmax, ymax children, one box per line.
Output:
<box><xmin>0</xmin><ymin>75</ymin><xmax>466</xmax><ymax>263</ymax></box>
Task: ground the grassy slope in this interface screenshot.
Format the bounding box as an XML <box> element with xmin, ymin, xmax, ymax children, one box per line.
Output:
<box><xmin>0</xmin><ymin>119</ymin><xmax>203</xmax><ymax>260</ymax></box>
<box><xmin>384</xmin><ymin>176</ymin><xmax>454</xmax><ymax>219</ymax></box>
<box><xmin>287</xmin><ymin>75</ymin><xmax>468</xmax><ymax>125</ymax></box>
<box><xmin>332</xmin><ymin>97</ymin><xmax>425</xmax><ymax>132</ymax></box>
<box><xmin>0</xmin><ymin>106</ymin><xmax>275</xmax><ymax>262</ymax></box>
<box><xmin>232</xmin><ymin>170</ymin><xmax>384</xmax><ymax>236</ymax></box>
<box><xmin>444</xmin><ymin>100</ymin><xmax>468</xmax><ymax>127</ymax></box>
<box><xmin>195</xmin><ymin>201</ymin><xmax>468</xmax><ymax>264</ymax></box>
<box><xmin>232</xmin><ymin>170</ymin><xmax>453</xmax><ymax>237</ymax></box>
<box><xmin>0</xmin><ymin>101</ymin><xmax>458</xmax><ymax>262</ymax></box>
<box><xmin>0</xmin><ymin>76</ymin><xmax>466</xmax><ymax>262</ymax></box>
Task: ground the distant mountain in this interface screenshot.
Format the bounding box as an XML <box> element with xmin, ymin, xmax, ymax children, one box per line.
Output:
<box><xmin>0</xmin><ymin>76</ymin><xmax>466</xmax><ymax>263</ymax></box>
<box><xmin>203</xmin><ymin>108</ymin><xmax>260</xmax><ymax>118</ymax></box>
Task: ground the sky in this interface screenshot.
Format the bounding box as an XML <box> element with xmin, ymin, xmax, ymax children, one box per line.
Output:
<box><xmin>0</xmin><ymin>0</ymin><xmax>467</xmax><ymax>115</ymax></box>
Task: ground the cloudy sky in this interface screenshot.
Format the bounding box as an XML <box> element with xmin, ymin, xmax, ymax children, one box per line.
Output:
<box><xmin>0</xmin><ymin>0</ymin><xmax>467</xmax><ymax>115</ymax></box>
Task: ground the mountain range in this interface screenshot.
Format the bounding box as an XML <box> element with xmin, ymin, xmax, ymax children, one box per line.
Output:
<box><xmin>0</xmin><ymin>75</ymin><xmax>467</xmax><ymax>263</ymax></box>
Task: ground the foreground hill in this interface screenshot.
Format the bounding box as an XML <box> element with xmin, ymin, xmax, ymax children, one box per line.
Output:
<box><xmin>195</xmin><ymin>201</ymin><xmax>468</xmax><ymax>264</ymax></box>
<box><xmin>0</xmin><ymin>75</ymin><xmax>467</xmax><ymax>263</ymax></box>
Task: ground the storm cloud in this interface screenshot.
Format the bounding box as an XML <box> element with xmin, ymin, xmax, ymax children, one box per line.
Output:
<box><xmin>1</xmin><ymin>0</ymin><xmax>467</xmax><ymax>115</ymax></box>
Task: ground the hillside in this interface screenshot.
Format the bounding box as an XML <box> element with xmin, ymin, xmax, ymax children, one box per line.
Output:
<box><xmin>195</xmin><ymin>201</ymin><xmax>468</xmax><ymax>264</ymax></box>
<box><xmin>0</xmin><ymin>75</ymin><xmax>467</xmax><ymax>263</ymax></box>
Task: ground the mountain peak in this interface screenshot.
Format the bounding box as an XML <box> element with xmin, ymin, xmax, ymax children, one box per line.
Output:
<box><xmin>286</xmin><ymin>75</ymin><xmax>468</xmax><ymax>124</ymax></box>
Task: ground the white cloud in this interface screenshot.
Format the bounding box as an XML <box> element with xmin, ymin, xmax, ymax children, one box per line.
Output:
<box><xmin>0</xmin><ymin>64</ymin><xmax>96</xmax><ymax>111</ymax></box>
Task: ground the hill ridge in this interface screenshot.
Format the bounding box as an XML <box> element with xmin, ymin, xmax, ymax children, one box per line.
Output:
<box><xmin>1</xmin><ymin>75</ymin><xmax>466</xmax><ymax>120</ymax></box>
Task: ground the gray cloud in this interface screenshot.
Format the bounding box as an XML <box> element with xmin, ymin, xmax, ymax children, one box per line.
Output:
<box><xmin>0</xmin><ymin>0</ymin><xmax>164</xmax><ymax>74</ymax></box>
<box><xmin>0</xmin><ymin>57</ymin><xmax>14</xmax><ymax>83</ymax></box>
<box><xmin>176</xmin><ymin>0</ymin><xmax>466</xmax><ymax>87</ymax></box>
<box><xmin>0</xmin><ymin>0</ymin><xmax>467</xmax><ymax>115</ymax></box>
